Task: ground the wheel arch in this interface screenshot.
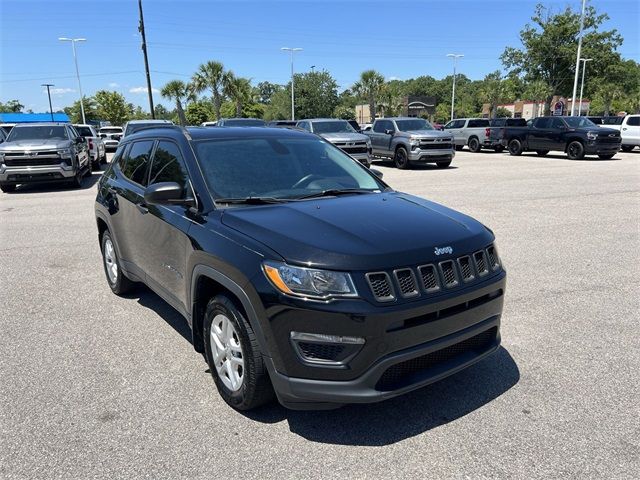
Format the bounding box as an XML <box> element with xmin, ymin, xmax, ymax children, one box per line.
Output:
<box><xmin>564</xmin><ymin>137</ymin><xmax>584</xmax><ymax>152</ymax></box>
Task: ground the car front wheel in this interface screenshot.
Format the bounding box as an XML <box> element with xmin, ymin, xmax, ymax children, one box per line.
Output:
<box><xmin>101</xmin><ymin>231</ymin><xmax>135</xmax><ymax>295</ymax></box>
<box><xmin>394</xmin><ymin>147</ymin><xmax>410</xmax><ymax>169</ymax></box>
<box><xmin>566</xmin><ymin>141</ymin><xmax>585</xmax><ymax>160</ymax></box>
<box><xmin>203</xmin><ymin>295</ymin><xmax>274</xmax><ymax>410</ymax></box>
<box><xmin>0</xmin><ymin>184</ymin><xmax>16</xmax><ymax>193</ymax></box>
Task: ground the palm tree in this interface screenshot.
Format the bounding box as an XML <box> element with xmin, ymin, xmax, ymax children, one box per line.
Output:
<box><xmin>352</xmin><ymin>70</ymin><xmax>385</xmax><ymax>120</ymax></box>
<box><xmin>160</xmin><ymin>80</ymin><xmax>189</xmax><ymax>126</ymax></box>
<box><xmin>191</xmin><ymin>60</ymin><xmax>225</xmax><ymax>120</ymax></box>
<box><xmin>223</xmin><ymin>72</ymin><xmax>252</xmax><ymax>117</ymax></box>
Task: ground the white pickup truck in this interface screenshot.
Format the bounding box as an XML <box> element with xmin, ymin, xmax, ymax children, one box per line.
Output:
<box><xmin>603</xmin><ymin>115</ymin><xmax>640</xmax><ymax>152</ymax></box>
<box><xmin>74</xmin><ymin>124</ymin><xmax>106</xmax><ymax>169</ymax></box>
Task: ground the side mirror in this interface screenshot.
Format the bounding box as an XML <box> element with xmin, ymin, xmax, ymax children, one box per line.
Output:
<box><xmin>370</xmin><ymin>168</ymin><xmax>383</xmax><ymax>179</ymax></box>
<box><xmin>144</xmin><ymin>182</ymin><xmax>194</xmax><ymax>206</ymax></box>
<box><xmin>75</xmin><ymin>136</ymin><xmax>84</xmax><ymax>144</ymax></box>
<box><xmin>384</xmin><ymin>129</ymin><xmax>394</xmax><ymax>135</ymax></box>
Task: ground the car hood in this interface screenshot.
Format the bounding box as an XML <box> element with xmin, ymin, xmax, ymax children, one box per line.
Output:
<box><xmin>220</xmin><ymin>192</ymin><xmax>493</xmax><ymax>271</ymax></box>
<box><xmin>402</xmin><ymin>130</ymin><xmax>453</xmax><ymax>139</ymax></box>
<box><xmin>0</xmin><ymin>139</ymin><xmax>70</xmax><ymax>151</ymax></box>
<box><xmin>319</xmin><ymin>132</ymin><xmax>370</xmax><ymax>143</ymax></box>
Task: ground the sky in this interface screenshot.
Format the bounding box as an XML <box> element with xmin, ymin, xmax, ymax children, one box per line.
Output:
<box><xmin>1</xmin><ymin>0</ymin><xmax>638</xmax><ymax>113</ymax></box>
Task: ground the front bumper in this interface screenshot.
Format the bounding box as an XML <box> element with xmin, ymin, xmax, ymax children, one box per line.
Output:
<box><xmin>350</xmin><ymin>152</ymin><xmax>371</xmax><ymax>166</ymax></box>
<box><xmin>0</xmin><ymin>164</ymin><xmax>76</xmax><ymax>184</ymax></box>
<box><xmin>262</xmin><ymin>272</ymin><xmax>505</xmax><ymax>409</ymax></box>
<box><xmin>408</xmin><ymin>148</ymin><xmax>455</xmax><ymax>162</ymax></box>
<box><xmin>584</xmin><ymin>141</ymin><xmax>621</xmax><ymax>155</ymax></box>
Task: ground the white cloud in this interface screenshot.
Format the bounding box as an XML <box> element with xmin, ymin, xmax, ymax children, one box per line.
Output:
<box><xmin>129</xmin><ymin>86</ymin><xmax>159</xmax><ymax>94</ymax></box>
<box><xmin>387</xmin><ymin>76</ymin><xmax>401</xmax><ymax>81</ymax></box>
<box><xmin>46</xmin><ymin>87</ymin><xmax>75</xmax><ymax>96</ymax></box>
<box><xmin>108</xmin><ymin>82</ymin><xmax>120</xmax><ymax>88</ymax></box>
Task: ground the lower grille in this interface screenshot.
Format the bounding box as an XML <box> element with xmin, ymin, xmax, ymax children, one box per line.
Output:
<box><xmin>375</xmin><ymin>327</ymin><xmax>498</xmax><ymax>391</ymax></box>
<box><xmin>4</xmin><ymin>157</ymin><xmax>64</xmax><ymax>167</ymax></box>
<box><xmin>297</xmin><ymin>342</ymin><xmax>346</xmax><ymax>361</ymax></box>
<box><xmin>419</xmin><ymin>143</ymin><xmax>452</xmax><ymax>150</ymax></box>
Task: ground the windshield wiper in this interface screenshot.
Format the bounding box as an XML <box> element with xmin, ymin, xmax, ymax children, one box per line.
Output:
<box><xmin>297</xmin><ymin>188</ymin><xmax>377</xmax><ymax>200</ymax></box>
<box><xmin>215</xmin><ymin>196</ymin><xmax>289</xmax><ymax>205</ymax></box>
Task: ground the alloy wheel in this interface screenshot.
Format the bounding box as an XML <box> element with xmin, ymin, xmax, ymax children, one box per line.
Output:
<box><xmin>210</xmin><ymin>314</ymin><xmax>245</xmax><ymax>392</ymax></box>
<box><xmin>103</xmin><ymin>238</ymin><xmax>118</xmax><ymax>284</ymax></box>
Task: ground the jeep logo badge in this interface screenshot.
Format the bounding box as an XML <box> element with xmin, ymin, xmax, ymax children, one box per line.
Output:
<box><xmin>434</xmin><ymin>246</ymin><xmax>453</xmax><ymax>256</ymax></box>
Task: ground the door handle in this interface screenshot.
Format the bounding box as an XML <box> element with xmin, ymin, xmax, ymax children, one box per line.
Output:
<box><xmin>136</xmin><ymin>203</ymin><xmax>149</xmax><ymax>214</ymax></box>
<box><xmin>622</xmin><ymin>127</ymin><xmax>627</xmax><ymax>131</ymax></box>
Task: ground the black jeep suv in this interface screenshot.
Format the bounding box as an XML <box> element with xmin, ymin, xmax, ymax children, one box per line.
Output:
<box><xmin>95</xmin><ymin>125</ymin><xmax>506</xmax><ymax>410</ymax></box>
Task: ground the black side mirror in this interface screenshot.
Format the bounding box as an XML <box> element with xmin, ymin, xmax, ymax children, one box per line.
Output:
<box><xmin>384</xmin><ymin>129</ymin><xmax>394</xmax><ymax>135</ymax></box>
<box><xmin>144</xmin><ymin>182</ymin><xmax>194</xmax><ymax>206</ymax></box>
<box><xmin>370</xmin><ymin>168</ymin><xmax>383</xmax><ymax>179</ymax></box>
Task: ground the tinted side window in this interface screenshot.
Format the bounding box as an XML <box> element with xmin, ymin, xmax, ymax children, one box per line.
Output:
<box><xmin>550</xmin><ymin>118</ymin><xmax>565</xmax><ymax>129</ymax></box>
<box><xmin>534</xmin><ymin>118</ymin><xmax>550</xmax><ymax>128</ymax></box>
<box><xmin>148</xmin><ymin>141</ymin><xmax>191</xmax><ymax>198</ymax></box>
<box><xmin>627</xmin><ymin>116</ymin><xmax>640</xmax><ymax>126</ymax></box>
<box><xmin>373</xmin><ymin>121</ymin><xmax>385</xmax><ymax>133</ymax></box>
<box><xmin>121</xmin><ymin>140</ymin><xmax>154</xmax><ymax>185</ymax></box>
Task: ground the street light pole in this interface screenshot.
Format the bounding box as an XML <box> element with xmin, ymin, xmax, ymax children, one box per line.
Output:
<box><xmin>59</xmin><ymin>37</ymin><xmax>86</xmax><ymax>124</ymax></box>
<box><xmin>570</xmin><ymin>0</ymin><xmax>587</xmax><ymax>116</ymax></box>
<box><xmin>446</xmin><ymin>53</ymin><xmax>464</xmax><ymax>121</ymax></box>
<box><xmin>578</xmin><ymin>58</ymin><xmax>592</xmax><ymax>117</ymax></box>
<box><xmin>281</xmin><ymin>47</ymin><xmax>302</xmax><ymax>121</ymax></box>
<box><xmin>41</xmin><ymin>84</ymin><xmax>55</xmax><ymax>121</ymax></box>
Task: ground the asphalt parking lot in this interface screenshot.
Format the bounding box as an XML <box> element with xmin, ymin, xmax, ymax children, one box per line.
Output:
<box><xmin>1</xmin><ymin>149</ymin><xmax>638</xmax><ymax>479</ymax></box>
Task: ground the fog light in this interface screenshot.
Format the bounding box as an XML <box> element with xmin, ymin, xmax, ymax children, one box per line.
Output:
<box><xmin>290</xmin><ymin>332</ymin><xmax>364</xmax><ymax>344</ymax></box>
<box><xmin>290</xmin><ymin>331</ymin><xmax>365</xmax><ymax>366</ymax></box>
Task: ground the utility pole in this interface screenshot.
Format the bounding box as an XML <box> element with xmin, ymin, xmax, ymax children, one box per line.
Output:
<box><xmin>310</xmin><ymin>65</ymin><xmax>316</xmax><ymax>72</ymax></box>
<box><xmin>138</xmin><ymin>0</ymin><xmax>155</xmax><ymax>118</ymax></box>
<box><xmin>446</xmin><ymin>53</ymin><xmax>464</xmax><ymax>121</ymax></box>
<box><xmin>281</xmin><ymin>47</ymin><xmax>302</xmax><ymax>121</ymax></box>
<box><xmin>570</xmin><ymin>0</ymin><xmax>587</xmax><ymax>116</ymax></box>
<box><xmin>578</xmin><ymin>58</ymin><xmax>592</xmax><ymax>116</ymax></box>
<box><xmin>58</xmin><ymin>37</ymin><xmax>86</xmax><ymax>124</ymax></box>
<box><xmin>42</xmin><ymin>84</ymin><xmax>55</xmax><ymax>121</ymax></box>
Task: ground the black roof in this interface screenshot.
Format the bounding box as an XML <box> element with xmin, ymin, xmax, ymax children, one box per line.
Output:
<box><xmin>124</xmin><ymin>125</ymin><xmax>314</xmax><ymax>143</ymax></box>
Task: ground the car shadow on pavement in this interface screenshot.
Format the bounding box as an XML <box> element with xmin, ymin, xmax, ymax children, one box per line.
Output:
<box><xmin>372</xmin><ymin>161</ymin><xmax>459</xmax><ymax>170</ymax></box>
<box><xmin>6</xmin><ymin>169</ymin><xmax>103</xmax><ymax>194</ymax></box>
<box><xmin>519</xmin><ymin>153</ymin><xmax>621</xmax><ymax>161</ymax></box>
<box><xmin>245</xmin><ymin>346</ymin><xmax>519</xmax><ymax>446</ymax></box>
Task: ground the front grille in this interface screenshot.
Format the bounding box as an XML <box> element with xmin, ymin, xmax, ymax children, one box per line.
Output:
<box><xmin>4</xmin><ymin>157</ymin><xmax>64</xmax><ymax>167</ymax></box>
<box><xmin>394</xmin><ymin>269</ymin><xmax>419</xmax><ymax>298</ymax></box>
<box><xmin>334</xmin><ymin>142</ymin><xmax>368</xmax><ymax>154</ymax></box>
<box><xmin>375</xmin><ymin>327</ymin><xmax>498</xmax><ymax>391</ymax></box>
<box><xmin>364</xmin><ymin>244</ymin><xmax>501</xmax><ymax>303</ymax></box>
<box><xmin>297</xmin><ymin>342</ymin><xmax>346</xmax><ymax>361</ymax></box>
<box><xmin>419</xmin><ymin>143</ymin><xmax>452</xmax><ymax>150</ymax></box>
<box><xmin>418</xmin><ymin>264</ymin><xmax>440</xmax><ymax>292</ymax></box>
<box><xmin>366</xmin><ymin>272</ymin><xmax>395</xmax><ymax>302</ymax></box>
<box><xmin>439</xmin><ymin>260</ymin><xmax>459</xmax><ymax>287</ymax></box>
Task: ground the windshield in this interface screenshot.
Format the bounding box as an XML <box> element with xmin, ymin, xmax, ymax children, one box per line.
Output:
<box><xmin>312</xmin><ymin>121</ymin><xmax>355</xmax><ymax>134</ymax></box>
<box><xmin>222</xmin><ymin>119</ymin><xmax>266</xmax><ymax>127</ymax></box>
<box><xmin>395</xmin><ymin>119</ymin><xmax>433</xmax><ymax>131</ymax></box>
<box><xmin>194</xmin><ymin>136</ymin><xmax>382</xmax><ymax>201</ymax></box>
<box><xmin>7</xmin><ymin>126</ymin><xmax>68</xmax><ymax>142</ymax></box>
<box><xmin>564</xmin><ymin>117</ymin><xmax>597</xmax><ymax>128</ymax></box>
<box><xmin>100</xmin><ymin>127</ymin><xmax>122</xmax><ymax>134</ymax></box>
<box><xmin>75</xmin><ymin>126</ymin><xmax>93</xmax><ymax>137</ymax></box>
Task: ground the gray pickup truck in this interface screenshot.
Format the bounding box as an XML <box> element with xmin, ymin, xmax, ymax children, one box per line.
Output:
<box><xmin>365</xmin><ymin>117</ymin><xmax>454</xmax><ymax>169</ymax></box>
<box><xmin>296</xmin><ymin>118</ymin><xmax>371</xmax><ymax>166</ymax></box>
<box><xmin>444</xmin><ymin>118</ymin><xmax>492</xmax><ymax>152</ymax></box>
<box><xmin>0</xmin><ymin>123</ymin><xmax>91</xmax><ymax>192</ymax></box>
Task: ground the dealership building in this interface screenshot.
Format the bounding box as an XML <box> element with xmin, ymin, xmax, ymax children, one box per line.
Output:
<box><xmin>481</xmin><ymin>97</ymin><xmax>591</xmax><ymax>120</ymax></box>
<box><xmin>355</xmin><ymin>96</ymin><xmax>437</xmax><ymax>124</ymax></box>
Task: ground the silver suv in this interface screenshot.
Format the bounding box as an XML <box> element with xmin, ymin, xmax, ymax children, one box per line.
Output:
<box><xmin>297</xmin><ymin>118</ymin><xmax>371</xmax><ymax>166</ymax></box>
<box><xmin>443</xmin><ymin>118</ymin><xmax>491</xmax><ymax>152</ymax></box>
<box><xmin>0</xmin><ymin>123</ymin><xmax>91</xmax><ymax>192</ymax></box>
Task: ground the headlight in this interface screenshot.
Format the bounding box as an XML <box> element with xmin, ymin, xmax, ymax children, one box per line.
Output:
<box><xmin>0</xmin><ymin>152</ymin><xmax>5</xmax><ymax>164</ymax></box>
<box><xmin>57</xmin><ymin>148</ymin><xmax>72</xmax><ymax>158</ymax></box>
<box><xmin>263</xmin><ymin>261</ymin><xmax>358</xmax><ymax>299</ymax></box>
<box><xmin>409</xmin><ymin>138</ymin><xmax>420</xmax><ymax>146</ymax></box>
<box><xmin>586</xmin><ymin>131</ymin><xmax>598</xmax><ymax>141</ymax></box>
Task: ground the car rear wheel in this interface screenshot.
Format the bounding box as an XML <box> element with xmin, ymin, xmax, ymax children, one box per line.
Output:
<box><xmin>598</xmin><ymin>154</ymin><xmax>615</xmax><ymax>160</ymax></box>
<box><xmin>394</xmin><ymin>146</ymin><xmax>410</xmax><ymax>169</ymax></box>
<box><xmin>468</xmin><ymin>137</ymin><xmax>481</xmax><ymax>153</ymax></box>
<box><xmin>203</xmin><ymin>295</ymin><xmax>274</xmax><ymax>410</ymax></box>
<box><xmin>508</xmin><ymin>139</ymin><xmax>523</xmax><ymax>156</ymax></box>
<box><xmin>101</xmin><ymin>230</ymin><xmax>135</xmax><ymax>295</ymax></box>
<box><xmin>536</xmin><ymin>150</ymin><xmax>549</xmax><ymax>156</ymax></box>
<box><xmin>436</xmin><ymin>160</ymin><xmax>452</xmax><ymax>169</ymax></box>
<box><xmin>621</xmin><ymin>145</ymin><xmax>634</xmax><ymax>152</ymax></box>
<box><xmin>566</xmin><ymin>141</ymin><xmax>585</xmax><ymax>160</ymax></box>
<box><xmin>0</xmin><ymin>184</ymin><xmax>16</xmax><ymax>193</ymax></box>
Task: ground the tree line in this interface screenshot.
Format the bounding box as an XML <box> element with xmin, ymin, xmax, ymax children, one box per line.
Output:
<box><xmin>2</xmin><ymin>2</ymin><xmax>638</xmax><ymax>125</ymax></box>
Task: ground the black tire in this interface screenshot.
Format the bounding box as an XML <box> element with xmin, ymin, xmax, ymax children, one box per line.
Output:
<box><xmin>508</xmin><ymin>138</ymin><xmax>523</xmax><ymax>156</ymax></box>
<box><xmin>468</xmin><ymin>137</ymin><xmax>481</xmax><ymax>153</ymax></box>
<box><xmin>494</xmin><ymin>145</ymin><xmax>505</xmax><ymax>153</ymax></box>
<box><xmin>71</xmin><ymin>170</ymin><xmax>83</xmax><ymax>188</ymax></box>
<box><xmin>455</xmin><ymin>145</ymin><xmax>464</xmax><ymax>151</ymax></box>
<box><xmin>100</xmin><ymin>151</ymin><xmax>108</xmax><ymax>164</ymax></box>
<box><xmin>436</xmin><ymin>160</ymin><xmax>452</xmax><ymax>169</ymax></box>
<box><xmin>536</xmin><ymin>150</ymin><xmax>549</xmax><ymax>156</ymax></box>
<box><xmin>394</xmin><ymin>146</ymin><xmax>410</xmax><ymax>169</ymax></box>
<box><xmin>203</xmin><ymin>295</ymin><xmax>275</xmax><ymax>411</ymax></box>
<box><xmin>598</xmin><ymin>154</ymin><xmax>615</xmax><ymax>160</ymax></box>
<box><xmin>621</xmin><ymin>145</ymin><xmax>634</xmax><ymax>152</ymax></box>
<box><xmin>101</xmin><ymin>230</ymin><xmax>135</xmax><ymax>295</ymax></box>
<box><xmin>566</xmin><ymin>140</ymin><xmax>585</xmax><ymax>160</ymax></box>
<box><xmin>0</xmin><ymin>184</ymin><xmax>16</xmax><ymax>193</ymax></box>
<box><xmin>91</xmin><ymin>157</ymin><xmax>100</xmax><ymax>171</ymax></box>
